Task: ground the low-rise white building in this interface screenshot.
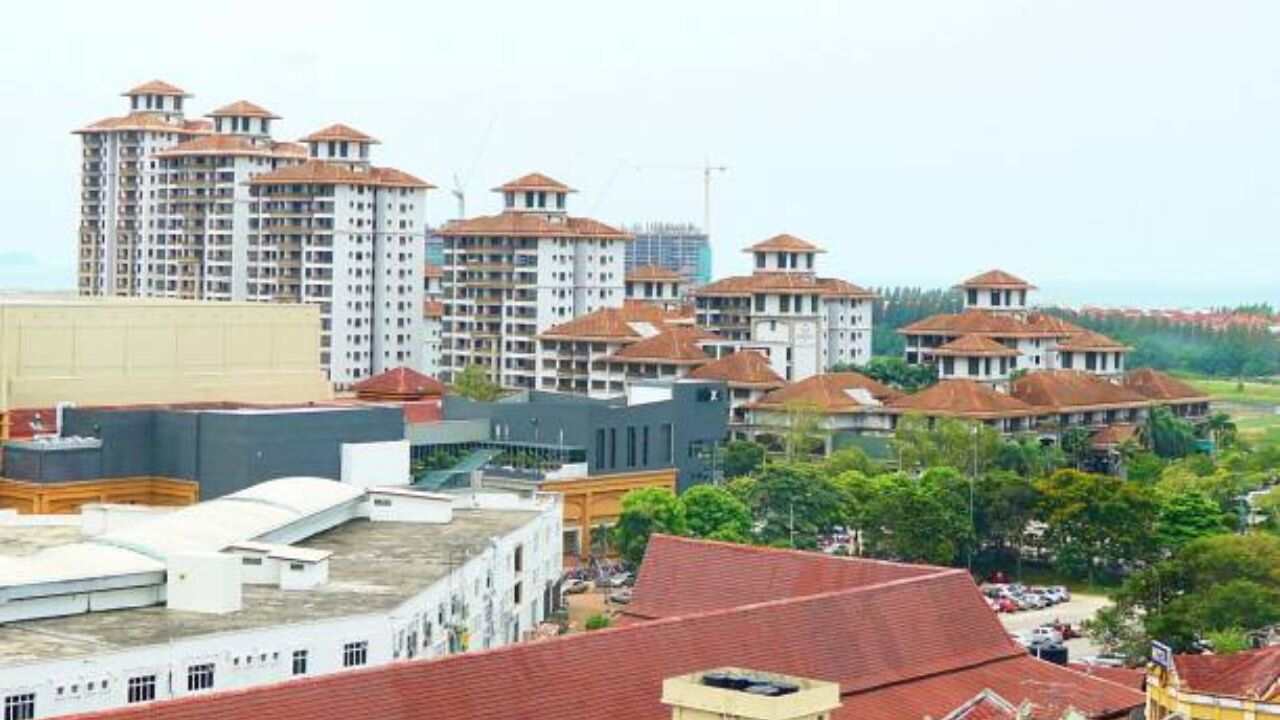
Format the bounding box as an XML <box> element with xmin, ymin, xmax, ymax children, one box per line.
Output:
<box><xmin>692</xmin><ymin>235</ymin><xmax>874</xmax><ymax>382</ymax></box>
<box><xmin>0</xmin><ymin>477</ymin><xmax>561</xmax><ymax>719</ymax></box>
<box><xmin>624</xmin><ymin>266</ymin><xmax>687</xmax><ymax>310</ymax></box>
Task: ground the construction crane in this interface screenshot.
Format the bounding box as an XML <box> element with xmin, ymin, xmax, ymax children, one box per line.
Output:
<box><xmin>632</xmin><ymin>159</ymin><xmax>728</xmax><ymax>236</ymax></box>
<box><xmin>449</xmin><ymin>117</ymin><xmax>496</xmax><ymax>220</ymax></box>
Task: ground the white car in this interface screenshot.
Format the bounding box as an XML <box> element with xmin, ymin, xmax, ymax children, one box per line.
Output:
<box><xmin>1078</xmin><ymin>654</ymin><xmax>1126</xmax><ymax>668</ymax></box>
<box><xmin>1031</xmin><ymin>626</ymin><xmax>1063</xmax><ymax>644</ymax></box>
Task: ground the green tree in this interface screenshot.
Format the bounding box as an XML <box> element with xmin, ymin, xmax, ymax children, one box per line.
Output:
<box><xmin>973</xmin><ymin>470</ymin><xmax>1040</xmax><ymax>564</ymax></box>
<box><xmin>741</xmin><ymin>462</ymin><xmax>843</xmax><ymax>549</ymax></box>
<box><xmin>1154</xmin><ymin>490</ymin><xmax>1230</xmax><ymax>553</ymax></box>
<box><xmin>782</xmin><ymin>402</ymin><xmax>826</xmax><ymax>460</ymax></box>
<box><xmin>862</xmin><ymin>469</ymin><xmax>974</xmax><ymax>565</ymax></box>
<box><xmin>840</xmin><ymin>356</ymin><xmax>938</xmax><ymax>392</ymax></box>
<box><xmin>722</xmin><ymin>440</ymin><xmax>766</xmax><ymax>479</ymax></box>
<box><xmin>1257</xmin><ymin>485</ymin><xmax>1280</xmax><ymax>531</ymax></box>
<box><xmin>828</xmin><ymin>469</ymin><xmax>880</xmax><ymax>555</ymax></box>
<box><xmin>452</xmin><ymin>364</ymin><xmax>502</xmax><ymax>401</ymax></box>
<box><xmin>612</xmin><ymin>487</ymin><xmax>688</xmax><ymax>566</ymax></box>
<box><xmin>822</xmin><ymin>447</ymin><xmax>879</xmax><ymax>477</ymax></box>
<box><xmin>1059</xmin><ymin>426</ymin><xmax>1093</xmax><ymax>470</ymax></box>
<box><xmin>892</xmin><ymin>416</ymin><xmax>1001</xmax><ymax>475</ymax></box>
<box><xmin>584</xmin><ymin>613</ymin><xmax>611</xmax><ymax>631</ymax></box>
<box><xmin>1114</xmin><ymin>534</ymin><xmax>1280</xmax><ymax>652</ymax></box>
<box><xmin>1126</xmin><ymin>451</ymin><xmax>1165</xmax><ymax>484</ymax></box>
<box><xmin>1081</xmin><ymin>604</ymin><xmax>1150</xmax><ymax>667</ymax></box>
<box><xmin>1035</xmin><ymin>469</ymin><xmax>1159</xmax><ymax>582</ymax></box>
<box><xmin>680</xmin><ymin>485</ymin><xmax>752</xmax><ymax>542</ymax></box>
<box><xmin>1148</xmin><ymin>407</ymin><xmax>1197</xmax><ymax>459</ymax></box>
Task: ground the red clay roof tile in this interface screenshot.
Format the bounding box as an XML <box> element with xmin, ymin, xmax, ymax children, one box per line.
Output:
<box><xmin>1011</xmin><ymin>370</ymin><xmax>1151</xmax><ymax>411</ymax></box>
<box><xmin>958</xmin><ymin>270</ymin><xmax>1035</xmax><ymax>289</ymax></box>
<box><xmin>749</xmin><ymin>372</ymin><xmax>901</xmax><ymax>413</ymax></box>
<box><xmin>1172</xmin><ymin>645</ymin><xmax>1280</xmax><ymax>700</ymax></box>
<box><xmin>206</xmin><ymin>100</ymin><xmax>279</xmax><ymax>119</ymax></box>
<box><xmin>685</xmin><ymin>351</ymin><xmax>785</xmax><ymax>388</ymax></box>
<box><xmin>745</xmin><ymin>233</ymin><xmax>825</xmax><ymax>253</ymax></box>
<box><xmin>1123</xmin><ymin>368</ymin><xmax>1211</xmax><ymax>403</ymax></box>
<box><xmin>300</xmin><ymin>123</ymin><xmax>379</xmax><ymax>143</ymax></box>
<box><xmin>888</xmin><ymin>380</ymin><xmax>1040</xmax><ymax>419</ymax></box>
<box><xmin>121</xmin><ymin>80</ymin><xmax>189</xmax><ymax>96</ymax></box>
<box><xmin>491</xmin><ymin>172</ymin><xmax>575</xmax><ymax>192</ymax></box>
<box><xmin>353</xmin><ymin>367</ymin><xmax>445</xmax><ymax>399</ymax></box>
<box><xmin>931</xmin><ymin>334</ymin><xmax>1021</xmax><ymax>357</ymax></box>
<box><xmin>437</xmin><ymin>212</ymin><xmax>627</xmax><ymax>239</ymax></box>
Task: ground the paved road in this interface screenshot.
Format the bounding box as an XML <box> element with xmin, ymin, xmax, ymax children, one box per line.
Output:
<box><xmin>997</xmin><ymin>594</ymin><xmax>1110</xmax><ymax>660</ymax></box>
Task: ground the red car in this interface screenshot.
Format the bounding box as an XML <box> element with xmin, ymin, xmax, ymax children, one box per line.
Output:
<box><xmin>995</xmin><ymin>598</ymin><xmax>1019</xmax><ymax>613</ymax></box>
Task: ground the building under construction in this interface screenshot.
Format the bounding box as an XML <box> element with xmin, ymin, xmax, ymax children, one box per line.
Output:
<box><xmin>624</xmin><ymin>222</ymin><xmax>712</xmax><ymax>287</ymax></box>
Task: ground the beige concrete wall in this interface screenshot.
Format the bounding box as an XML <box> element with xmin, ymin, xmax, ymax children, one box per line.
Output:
<box><xmin>0</xmin><ymin>298</ymin><xmax>332</xmax><ymax>411</ymax></box>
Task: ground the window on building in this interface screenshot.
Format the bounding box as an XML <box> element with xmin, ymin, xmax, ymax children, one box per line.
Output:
<box><xmin>186</xmin><ymin>663</ymin><xmax>215</xmax><ymax>692</ymax></box>
<box><xmin>990</xmin><ymin>290</ymin><xmax>1001</xmax><ymax>307</ymax></box>
<box><xmin>1085</xmin><ymin>352</ymin><xmax>1097</xmax><ymax>371</ymax></box>
<box><xmin>811</xmin><ymin>295</ymin><xmax>818</xmax><ymax>313</ymax></box>
<box><xmin>754</xmin><ymin>294</ymin><xmax>765</xmax><ymax>312</ymax></box>
<box><xmin>595</xmin><ymin>428</ymin><xmax>606</xmax><ymax>467</ymax></box>
<box><xmin>780</xmin><ymin>295</ymin><xmax>791</xmax><ymax>312</ymax></box>
<box><xmin>642</xmin><ymin>426</ymin><xmax>650</xmax><ymax>465</ymax></box>
<box><xmin>556</xmin><ymin>193</ymin><xmax>565</xmax><ymax>209</ymax></box>
<box><xmin>513</xmin><ymin>581</ymin><xmax>523</xmax><ymax>605</ymax></box>
<box><xmin>343</xmin><ymin>641</ymin><xmax>369</xmax><ymax>668</ymax></box>
<box><xmin>755</xmin><ymin>253</ymin><xmax>765</xmax><ymax>269</ymax></box>
<box><xmin>661</xmin><ymin>423</ymin><xmax>674</xmax><ymax>463</ymax></box>
<box><xmin>3</xmin><ymin>694</ymin><xmax>34</xmax><ymax>720</ymax></box>
<box><xmin>609</xmin><ymin>428</ymin><xmax>617</xmax><ymax>468</ymax></box>
<box><xmin>514</xmin><ymin>544</ymin><xmax>524</xmax><ymax>573</ymax></box>
<box><xmin>537</xmin><ymin>191</ymin><xmax>547</xmax><ymax>208</ymax></box>
<box><xmin>292</xmin><ymin>650</ymin><xmax>308</xmax><ymax>676</ymax></box>
<box><xmin>525</xmin><ymin>191</ymin><xmax>535</xmax><ymax>207</ymax></box>
<box><xmin>967</xmin><ymin>357</ymin><xmax>980</xmax><ymax>376</ymax></box>
<box><xmin>125</xmin><ymin>671</ymin><xmax>155</xmax><ymax>702</ymax></box>
<box><xmin>1061</xmin><ymin>352</ymin><xmax>1073</xmax><ymax>369</ymax></box>
<box><xmin>942</xmin><ymin>357</ymin><xmax>955</xmax><ymax>376</ymax></box>
<box><xmin>627</xmin><ymin>427</ymin><xmax>637</xmax><ymax>467</ymax></box>
<box><xmin>504</xmin><ymin>191</ymin><xmax>515</xmax><ymax>208</ymax></box>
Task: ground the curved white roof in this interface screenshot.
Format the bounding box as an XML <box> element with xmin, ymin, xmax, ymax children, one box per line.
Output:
<box><xmin>0</xmin><ymin>478</ymin><xmax>363</xmax><ymax>596</ymax></box>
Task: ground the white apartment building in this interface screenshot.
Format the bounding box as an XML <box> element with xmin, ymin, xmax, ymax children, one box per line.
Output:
<box><xmin>438</xmin><ymin>173</ymin><xmax>630</xmax><ymax>389</ymax></box>
<box><xmin>900</xmin><ymin>270</ymin><xmax>1132</xmax><ymax>386</ymax></box>
<box><xmin>624</xmin><ymin>265</ymin><xmax>687</xmax><ymax>310</ymax></box>
<box><xmin>74</xmin><ymin>81</ymin><xmax>213</xmax><ymax>296</ymax></box>
<box><xmin>75</xmin><ymin>83</ymin><xmax>433</xmax><ymax>387</ymax></box>
<box><xmin>152</xmin><ymin>101</ymin><xmax>307</xmax><ymax>301</ymax></box>
<box><xmin>246</xmin><ymin>125</ymin><xmax>432</xmax><ymax>387</ymax></box>
<box><xmin>422</xmin><ymin>299</ymin><xmax>443</xmax><ymax>377</ymax></box>
<box><xmin>692</xmin><ymin>234</ymin><xmax>875</xmax><ymax>382</ymax></box>
<box><xmin>0</xmin><ymin>476</ymin><xmax>562</xmax><ymax>720</ymax></box>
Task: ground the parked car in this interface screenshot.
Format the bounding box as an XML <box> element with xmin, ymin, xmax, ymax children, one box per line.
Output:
<box><xmin>995</xmin><ymin>597</ymin><xmax>1019</xmax><ymax>613</ymax></box>
<box><xmin>561</xmin><ymin>579</ymin><xmax>591</xmax><ymax>595</ymax></box>
<box><xmin>606</xmin><ymin>572</ymin><xmax>633</xmax><ymax>588</ymax></box>
<box><xmin>1031</xmin><ymin>626</ymin><xmax>1063</xmax><ymax>644</ymax></box>
<box><xmin>1010</xmin><ymin>631</ymin><xmax>1031</xmax><ymax>648</ymax></box>
<box><xmin>608</xmin><ymin>588</ymin><xmax>633</xmax><ymax>605</ymax></box>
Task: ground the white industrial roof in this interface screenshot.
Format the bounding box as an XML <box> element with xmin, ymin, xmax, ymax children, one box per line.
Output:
<box><xmin>0</xmin><ymin>478</ymin><xmax>362</xmax><ymax>594</ymax></box>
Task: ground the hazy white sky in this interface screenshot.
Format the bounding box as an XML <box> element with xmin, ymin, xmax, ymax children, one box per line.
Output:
<box><xmin>4</xmin><ymin>0</ymin><xmax>1278</xmax><ymax>307</ymax></box>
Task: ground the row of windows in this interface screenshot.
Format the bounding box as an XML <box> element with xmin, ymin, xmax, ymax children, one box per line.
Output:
<box><xmin>593</xmin><ymin>424</ymin><xmax>674</xmax><ymax>470</ymax></box>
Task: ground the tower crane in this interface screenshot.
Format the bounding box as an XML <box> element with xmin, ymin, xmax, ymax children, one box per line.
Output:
<box><xmin>632</xmin><ymin>159</ymin><xmax>728</xmax><ymax>236</ymax></box>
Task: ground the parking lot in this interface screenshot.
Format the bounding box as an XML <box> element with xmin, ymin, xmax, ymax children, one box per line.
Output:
<box><xmin>997</xmin><ymin>593</ymin><xmax>1110</xmax><ymax>659</ymax></box>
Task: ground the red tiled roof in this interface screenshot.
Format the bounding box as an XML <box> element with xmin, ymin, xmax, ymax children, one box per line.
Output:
<box><xmin>247</xmin><ymin>160</ymin><xmax>433</xmax><ymax>188</ymax></box>
<box><xmin>931</xmin><ymin>334</ymin><xmax>1020</xmax><ymax>357</ymax></box>
<box><xmin>73</xmin><ymin>112</ymin><xmax>210</xmax><ymax>135</ymax></box>
<box><xmin>1090</xmin><ymin>423</ymin><xmax>1140</xmax><ymax>449</ymax></box>
<box><xmin>1068</xmin><ymin>663</ymin><xmax>1146</xmax><ymax>691</ymax></box>
<box><xmin>1055</xmin><ymin>330</ymin><xmax>1131</xmax><ymax>352</ymax></box>
<box><xmin>685</xmin><ymin>351</ymin><xmax>784</xmax><ymax>388</ymax></box>
<box><xmin>601</xmin><ymin>326</ymin><xmax>715</xmax><ymax>364</ymax></box>
<box><xmin>491</xmin><ymin>172</ymin><xmax>575</xmax><ymax>193</ymax></box>
<box><xmin>206</xmin><ymin>100</ymin><xmax>279</xmax><ymax>119</ymax></box>
<box><xmin>888</xmin><ymin>380</ymin><xmax>1040</xmax><ymax>419</ymax></box>
<box><xmin>626</xmin><ymin>265</ymin><xmax>683</xmax><ymax>282</ymax></box>
<box><xmin>121</xmin><ymin>80</ymin><xmax>189</xmax><ymax>97</ymax></box>
<box><xmin>900</xmin><ymin>311</ymin><xmax>1082</xmax><ymax>338</ymax></box>
<box><xmin>437</xmin><ymin>212</ymin><xmax>628</xmax><ymax>239</ymax></box>
<box><xmin>402</xmin><ymin>399</ymin><xmax>443</xmax><ymax>425</ymax></box>
<box><xmin>745</xmin><ymin>233</ymin><xmax>826</xmax><ymax>253</ymax></box>
<box><xmin>749</xmin><ymin>372</ymin><xmax>901</xmax><ymax>413</ymax></box>
<box><xmin>300</xmin><ymin>123</ymin><xmax>379</xmax><ymax>143</ymax></box>
<box><xmin>958</xmin><ymin>270</ymin><xmax>1035</xmax><ymax>289</ymax></box>
<box><xmin>352</xmin><ymin>367</ymin><xmax>445</xmax><ymax>400</ymax></box>
<box><xmin>939</xmin><ymin>690</ymin><xmax>1019</xmax><ymax>720</ymax></box>
<box><xmin>626</xmin><ymin>535</ymin><xmax>940</xmax><ymax>620</ymax></box>
<box><xmin>1011</xmin><ymin>371</ymin><xmax>1152</xmax><ymax>412</ymax></box>
<box><xmin>422</xmin><ymin>300</ymin><xmax>443</xmax><ymax>318</ymax></box>
<box><xmin>1123</xmin><ymin>368</ymin><xmax>1211</xmax><ymax>404</ymax></box>
<box><xmin>693</xmin><ymin>274</ymin><xmax>874</xmax><ymax>298</ymax></box>
<box><xmin>539</xmin><ymin>303</ymin><xmax>687</xmax><ymax>341</ymax></box>
<box><xmin>153</xmin><ymin>135</ymin><xmax>303</xmax><ymax>158</ymax></box>
<box><xmin>64</xmin><ymin>536</ymin><xmax>1142</xmax><ymax>720</ymax></box>
<box><xmin>1172</xmin><ymin>645</ymin><xmax>1280</xmax><ymax>700</ymax></box>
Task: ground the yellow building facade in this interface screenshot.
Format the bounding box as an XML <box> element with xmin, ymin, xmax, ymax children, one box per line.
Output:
<box><xmin>0</xmin><ymin>296</ymin><xmax>331</xmax><ymax>438</ymax></box>
<box><xmin>1146</xmin><ymin>646</ymin><xmax>1280</xmax><ymax>720</ymax></box>
<box><xmin>541</xmin><ymin>468</ymin><xmax>678</xmax><ymax>560</ymax></box>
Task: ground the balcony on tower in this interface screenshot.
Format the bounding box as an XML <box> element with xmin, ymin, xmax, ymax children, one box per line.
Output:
<box><xmin>207</xmin><ymin>100</ymin><xmax>279</xmax><ymax>137</ymax></box>
<box><xmin>744</xmin><ymin>234</ymin><xmax>823</xmax><ymax>275</ymax></box>
<box><xmin>302</xmin><ymin>124</ymin><xmax>378</xmax><ymax>165</ymax></box>
<box><xmin>957</xmin><ymin>269</ymin><xmax>1035</xmax><ymax>313</ymax></box>
<box><xmin>494</xmin><ymin>173</ymin><xmax>574</xmax><ymax>215</ymax></box>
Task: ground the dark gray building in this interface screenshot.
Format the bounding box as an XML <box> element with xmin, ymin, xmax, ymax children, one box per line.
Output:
<box><xmin>427</xmin><ymin>381</ymin><xmax>729</xmax><ymax>491</ymax></box>
<box><xmin>2</xmin><ymin>405</ymin><xmax>404</xmax><ymax>499</ymax></box>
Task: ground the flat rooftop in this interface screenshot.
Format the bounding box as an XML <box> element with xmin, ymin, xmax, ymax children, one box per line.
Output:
<box><xmin>0</xmin><ymin>524</ymin><xmax>82</xmax><ymax>558</ymax></box>
<box><xmin>0</xmin><ymin>509</ymin><xmax>539</xmax><ymax>666</ymax></box>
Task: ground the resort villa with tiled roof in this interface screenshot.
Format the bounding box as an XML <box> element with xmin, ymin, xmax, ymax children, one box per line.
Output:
<box><xmin>1146</xmin><ymin>644</ymin><xmax>1280</xmax><ymax>720</ymax></box>
<box><xmin>437</xmin><ymin>173</ymin><xmax>632</xmax><ymax>390</ymax></box>
<box><xmin>900</xmin><ymin>270</ymin><xmax>1133</xmax><ymax>385</ymax></box>
<box><xmin>74</xmin><ymin>81</ymin><xmax>435</xmax><ymax>388</ymax></box>
<box><xmin>691</xmin><ymin>234</ymin><xmax>875</xmax><ymax>383</ymax></box>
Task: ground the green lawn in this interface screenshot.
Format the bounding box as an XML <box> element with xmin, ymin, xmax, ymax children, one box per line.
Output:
<box><xmin>1181</xmin><ymin>374</ymin><xmax>1280</xmax><ymax>441</ymax></box>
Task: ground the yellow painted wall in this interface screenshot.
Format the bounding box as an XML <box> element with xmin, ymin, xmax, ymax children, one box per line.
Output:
<box><xmin>1147</xmin><ymin>667</ymin><xmax>1280</xmax><ymax>720</ymax></box>
<box><xmin>0</xmin><ymin>476</ymin><xmax>199</xmax><ymax>514</ymax></box>
<box><xmin>542</xmin><ymin>468</ymin><xmax>678</xmax><ymax>559</ymax></box>
<box><xmin>0</xmin><ymin>298</ymin><xmax>331</xmax><ymax>415</ymax></box>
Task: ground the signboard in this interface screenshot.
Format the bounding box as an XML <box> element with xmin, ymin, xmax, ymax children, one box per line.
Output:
<box><xmin>1151</xmin><ymin>640</ymin><xmax>1173</xmax><ymax>669</ymax></box>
